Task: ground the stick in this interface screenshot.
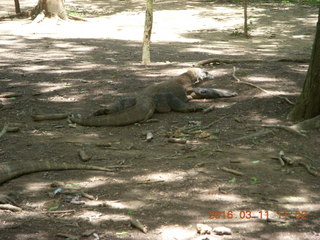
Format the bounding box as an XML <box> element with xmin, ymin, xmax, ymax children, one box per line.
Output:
<box><xmin>232</xmin><ymin>67</ymin><xmax>295</xmax><ymax>105</ymax></box>
<box><xmin>299</xmin><ymin>162</ymin><xmax>320</xmax><ymax>177</ymax></box>
<box><xmin>130</xmin><ymin>218</ymin><xmax>148</xmax><ymax>233</ymax></box>
<box><xmin>0</xmin><ymin>204</ymin><xmax>22</xmax><ymax>212</ymax></box>
<box><xmin>194</xmin><ymin>58</ymin><xmax>310</xmax><ymax>67</ymax></box>
<box><xmin>262</xmin><ymin>124</ymin><xmax>306</xmax><ymax>137</ymax></box>
<box><xmin>220</xmin><ymin>167</ymin><xmax>244</xmax><ymax>176</ymax></box>
<box><xmin>0</xmin><ymin>124</ymin><xmax>8</xmax><ymax>138</ymax></box>
<box><xmin>232</xmin><ymin>130</ymin><xmax>273</xmax><ymax>141</ymax></box>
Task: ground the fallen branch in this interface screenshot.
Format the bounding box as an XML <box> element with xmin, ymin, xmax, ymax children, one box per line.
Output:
<box><xmin>232</xmin><ymin>130</ymin><xmax>273</xmax><ymax>141</ymax></box>
<box><xmin>130</xmin><ymin>218</ymin><xmax>148</xmax><ymax>233</ymax></box>
<box><xmin>232</xmin><ymin>67</ymin><xmax>294</xmax><ymax>105</ymax></box>
<box><xmin>194</xmin><ymin>58</ymin><xmax>310</xmax><ymax>67</ymax></box>
<box><xmin>67</xmin><ymin>15</ymin><xmax>87</xmax><ymax>21</ymax></box>
<box><xmin>299</xmin><ymin>162</ymin><xmax>320</xmax><ymax>177</ymax></box>
<box><xmin>220</xmin><ymin>167</ymin><xmax>244</xmax><ymax>176</ymax></box>
<box><xmin>0</xmin><ymin>124</ymin><xmax>8</xmax><ymax>138</ymax></box>
<box><xmin>0</xmin><ymin>204</ymin><xmax>22</xmax><ymax>212</ymax></box>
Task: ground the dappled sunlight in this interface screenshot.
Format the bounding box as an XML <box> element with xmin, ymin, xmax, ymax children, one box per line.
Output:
<box><xmin>133</xmin><ymin>170</ymin><xmax>189</xmax><ymax>182</ymax></box>
<box><xmin>158</xmin><ymin>225</ymin><xmax>195</xmax><ymax>240</ymax></box>
<box><xmin>78</xmin><ymin>211</ymin><xmax>129</xmax><ymax>222</ymax></box>
<box><xmin>198</xmin><ymin>192</ymin><xmax>248</xmax><ymax>202</ymax></box>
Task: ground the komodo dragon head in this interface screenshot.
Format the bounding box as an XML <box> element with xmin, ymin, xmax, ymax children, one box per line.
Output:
<box><xmin>186</xmin><ymin>68</ymin><xmax>215</xmax><ymax>86</ymax></box>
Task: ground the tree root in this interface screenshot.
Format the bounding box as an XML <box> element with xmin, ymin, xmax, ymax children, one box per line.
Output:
<box><xmin>232</xmin><ymin>67</ymin><xmax>294</xmax><ymax>105</ymax></box>
<box><xmin>262</xmin><ymin>115</ymin><xmax>320</xmax><ymax>137</ymax></box>
<box><xmin>194</xmin><ymin>58</ymin><xmax>310</xmax><ymax>67</ymax></box>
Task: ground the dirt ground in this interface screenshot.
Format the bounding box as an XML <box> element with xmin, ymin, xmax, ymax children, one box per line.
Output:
<box><xmin>0</xmin><ymin>0</ymin><xmax>320</xmax><ymax>239</ymax></box>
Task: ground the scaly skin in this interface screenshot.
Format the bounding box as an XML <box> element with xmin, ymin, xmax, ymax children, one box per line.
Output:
<box><xmin>70</xmin><ymin>68</ymin><xmax>215</xmax><ymax>127</ymax></box>
<box><xmin>0</xmin><ymin>160</ymin><xmax>115</xmax><ymax>185</ymax></box>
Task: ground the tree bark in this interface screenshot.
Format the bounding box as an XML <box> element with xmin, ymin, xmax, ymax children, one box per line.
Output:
<box><xmin>31</xmin><ymin>0</ymin><xmax>67</xmax><ymax>20</ymax></box>
<box><xmin>288</xmin><ymin>7</ymin><xmax>320</xmax><ymax>121</ymax></box>
<box><xmin>14</xmin><ymin>0</ymin><xmax>21</xmax><ymax>14</ymax></box>
<box><xmin>243</xmin><ymin>0</ymin><xmax>248</xmax><ymax>37</ymax></box>
<box><xmin>142</xmin><ymin>0</ymin><xmax>153</xmax><ymax>64</ymax></box>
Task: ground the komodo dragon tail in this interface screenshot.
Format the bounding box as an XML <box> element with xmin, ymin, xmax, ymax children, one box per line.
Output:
<box><xmin>70</xmin><ymin>96</ymin><xmax>156</xmax><ymax>127</ymax></box>
<box><xmin>0</xmin><ymin>160</ymin><xmax>116</xmax><ymax>185</ymax></box>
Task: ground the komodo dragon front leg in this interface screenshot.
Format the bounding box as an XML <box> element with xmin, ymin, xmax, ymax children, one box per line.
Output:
<box><xmin>93</xmin><ymin>97</ymin><xmax>136</xmax><ymax>116</ymax></box>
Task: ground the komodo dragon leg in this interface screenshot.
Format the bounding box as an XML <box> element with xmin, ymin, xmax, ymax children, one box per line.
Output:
<box><xmin>0</xmin><ymin>160</ymin><xmax>116</xmax><ymax>185</ymax></box>
<box><xmin>191</xmin><ymin>88</ymin><xmax>238</xmax><ymax>99</ymax></box>
<box><xmin>93</xmin><ymin>97</ymin><xmax>136</xmax><ymax>116</ymax></box>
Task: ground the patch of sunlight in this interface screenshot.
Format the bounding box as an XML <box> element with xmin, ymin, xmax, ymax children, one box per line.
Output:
<box><xmin>261</xmin><ymin>118</ymin><xmax>281</xmax><ymax>124</ymax></box>
<box><xmin>292</xmin><ymin>35</ymin><xmax>309</xmax><ymax>39</ymax></box>
<box><xmin>78</xmin><ymin>211</ymin><xmax>129</xmax><ymax>223</ymax></box>
<box><xmin>25</xmin><ymin>182</ymin><xmax>48</xmax><ymax>191</ymax></box>
<box><xmin>282</xmin><ymin>203</ymin><xmax>320</xmax><ymax>212</ymax></box>
<box><xmin>197</xmin><ymin>192</ymin><xmax>247</xmax><ymax>202</ymax></box>
<box><xmin>133</xmin><ymin>170</ymin><xmax>189</xmax><ymax>182</ymax></box>
<box><xmin>183</xmin><ymin>47</ymin><xmax>225</xmax><ymax>55</ymax></box>
<box><xmin>98</xmin><ymin>200</ymin><xmax>145</xmax><ymax>209</ymax></box>
<box><xmin>159</xmin><ymin>225</ymin><xmax>195</xmax><ymax>240</ymax></box>
<box><xmin>246</xmin><ymin>76</ymin><xmax>276</xmax><ymax>82</ymax></box>
<box><xmin>47</xmin><ymin>96</ymin><xmax>77</xmax><ymax>102</ymax></box>
<box><xmin>35</xmin><ymin>82</ymin><xmax>71</xmax><ymax>93</ymax></box>
<box><xmin>281</xmin><ymin>196</ymin><xmax>308</xmax><ymax>203</ymax></box>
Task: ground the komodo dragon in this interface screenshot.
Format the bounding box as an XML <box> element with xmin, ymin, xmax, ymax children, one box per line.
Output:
<box><xmin>70</xmin><ymin>68</ymin><xmax>237</xmax><ymax>127</ymax></box>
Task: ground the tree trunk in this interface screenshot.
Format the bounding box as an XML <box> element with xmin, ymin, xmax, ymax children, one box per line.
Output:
<box><xmin>142</xmin><ymin>0</ymin><xmax>153</xmax><ymax>65</ymax></box>
<box><xmin>243</xmin><ymin>0</ymin><xmax>248</xmax><ymax>38</ymax></box>
<box><xmin>14</xmin><ymin>0</ymin><xmax>21</xmax><ymax>14</ymax></box>
<box><xmin>31</xmin><ymin>0</ymin><xmax>67</xmax><ymax>20</ymax></box>
<box><xmin>288</xmin><ymin>7</ymin><xmax>320</xmax><ymax>121</ymax></box>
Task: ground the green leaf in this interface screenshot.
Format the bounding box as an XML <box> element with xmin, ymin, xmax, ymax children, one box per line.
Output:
<box><xmin>210</xmin><ymin>135</ymin><xmax>219</xmax><ymax>140</ymax></box>
<box><xmin>228</xmin><ymin>177</ymin><xmax>236</xmax><ymax>183</ymax></box>
<box><xmin>48</xmin><ymin>205</ymin><xmax>59</xmax><ymax>210</ymax></box>
<box><xmin>250</xmin><ymin>177</ymin><xmax>260</xmax><ymax>184</ymax></box>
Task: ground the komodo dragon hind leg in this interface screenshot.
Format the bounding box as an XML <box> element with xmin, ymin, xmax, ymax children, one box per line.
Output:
<box><xmin>154</xmin><ymin>93</ymin><xmax>204</xmax><ymax>113</ymax></box>
<box><xmin>93</xmin><ymin>97</ymin><xmax>137</xmax><ymax>116</ymax></box>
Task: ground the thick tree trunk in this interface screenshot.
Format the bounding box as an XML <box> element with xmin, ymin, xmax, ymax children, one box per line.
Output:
<box><xmin>288</xmin><ymin>7</ymin><xmax>320</xmax><ymax>121</ymax></box>
<box><xmin>142</xmin><ymin>0</ymin><xmax>153</xmax><ymax>64</ymax></box>
<box><xmin>31</xmin><ymin>0</ymin><xmax>67</xmax><ymax>20</ymax></box>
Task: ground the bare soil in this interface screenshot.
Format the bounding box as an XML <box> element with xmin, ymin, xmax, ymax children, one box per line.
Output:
<box><xmin>0</xmin><ymin>1</ymin><xmax>320</xmax><ymax>239</ymax></box>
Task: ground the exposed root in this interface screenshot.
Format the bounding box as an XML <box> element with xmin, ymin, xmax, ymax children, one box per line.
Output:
<box><xmin>232</xmin><ymin>67</ymin><xmax>294</xmax><ymax>105</ymax></box>
<box><xmin>262</xmin><ymin>115</ymin><xmax>320</xmax><ymax>137</ymax></box>
<box><xmin>194</xmin><ymin>58</ymin><xmax>310</xmax><ymax>67</ymax></box>
<box><xmin>0</xmin><ymin>124</ymin><xmax>8</xmax><ymax>138</ymax></box>
<box><xmin>262</xmin><ymin>124</ymin><xmax>306</xmax><ymax>137</ymax></box>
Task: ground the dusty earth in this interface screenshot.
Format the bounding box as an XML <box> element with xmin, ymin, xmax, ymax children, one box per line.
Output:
<box><xmin>0</xmin><ymin>0</ymin><xmax>320</xmax><ymax>239</ymax></box>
